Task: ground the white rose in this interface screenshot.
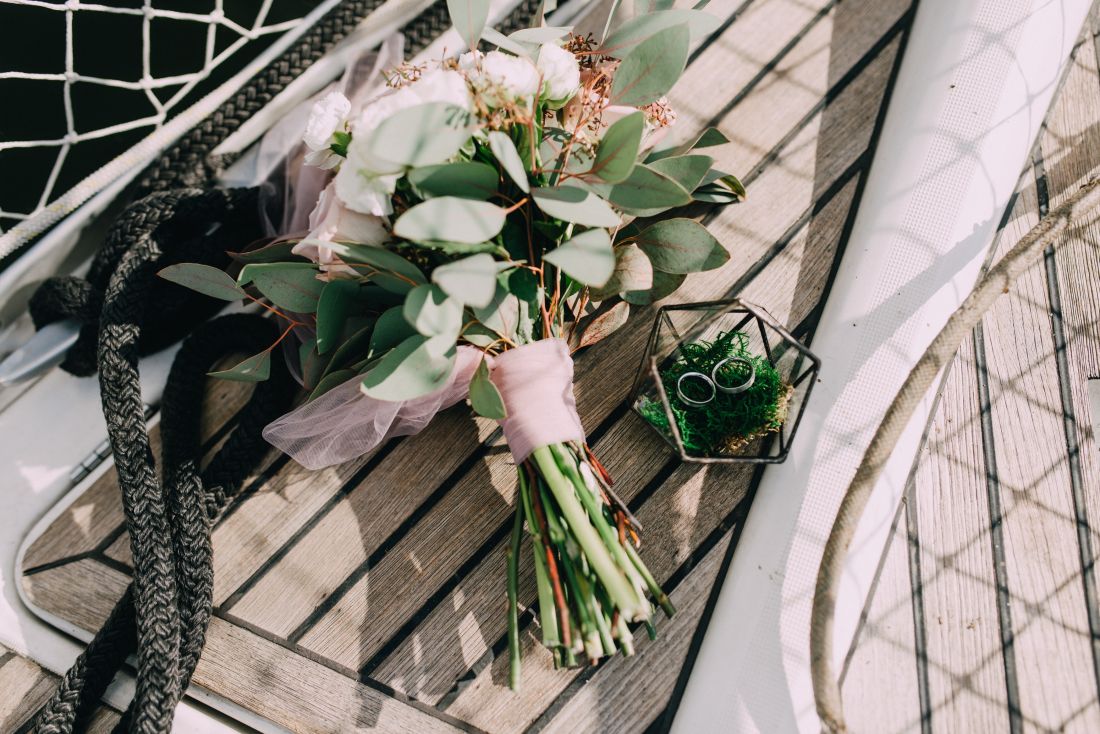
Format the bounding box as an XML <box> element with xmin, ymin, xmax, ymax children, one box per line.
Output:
<box><xmin>537</xmin><ymin>44</ymin><xmax>580</xmax><ymax>108</ymax></box>
<box><xmin>302</xmin><ymin>92</ymin><xmax>351</xmax><ymax>169</ymax></box>
<box><xmin>410</xmin><ymin>68</ymin><xmax>472</xmax><ymax>110</ymax></box>
<box><xmin>467</xmin><ymin>51</ymin><xmax>541</xmax><ymax>107</ymax></box>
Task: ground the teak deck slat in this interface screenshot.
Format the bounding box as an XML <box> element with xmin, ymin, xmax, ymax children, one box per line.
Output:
<box><xmin>19</xmin><ymin>0</ymin><xmax>917</xmax><ymax>729</ymax></box>
<box><xmin>840</xmin><ymin>507</ymin><xmax>922</xmax><ymax>734</ymax></box>
<box><xmin>912</xmin><ymin>335</ymin><xmax>1011</xmax><ymax>731</ymax></box>
<box><xmin>0</xmin><ymin>646</ymin><xmax>121</xmax><ymax>732</ymax></box>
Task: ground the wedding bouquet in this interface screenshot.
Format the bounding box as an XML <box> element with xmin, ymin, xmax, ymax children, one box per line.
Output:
<box><xmin>160</xmin><ymin>0</ymin><xmax>742</xmax><ymax>687</ymax></box>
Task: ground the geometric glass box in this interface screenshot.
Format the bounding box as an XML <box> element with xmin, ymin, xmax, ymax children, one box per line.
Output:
<box><xmin>631</xmin><ymin>298</ymin><xmax>820</xmax><ymax>464</ymax></box>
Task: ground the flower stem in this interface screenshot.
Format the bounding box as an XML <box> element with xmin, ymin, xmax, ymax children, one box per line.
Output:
<box><xmin>549</xmin><ymin>444</ymin><xmax>650</xmax><ymax>615</ymax></box>
<box><xmin>507</xmin><ymin>490</ymin><xmax>524</xmax><ymax>691</ymax></box>
<box><xmin>531</xmin><ymin>446</ymin><xmax>647</xmax><ymax>621</ymax></box>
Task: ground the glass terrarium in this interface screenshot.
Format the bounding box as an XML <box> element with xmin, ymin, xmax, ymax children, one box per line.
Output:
<box><xmin>631</xmin><ymin>299</ymin><xmax>820</xmax><ymax>463</ymax></box>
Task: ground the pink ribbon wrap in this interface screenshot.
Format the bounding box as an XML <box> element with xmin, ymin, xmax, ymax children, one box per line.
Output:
<box><xmin>262</xmin><ymin>339</ymin><xmax>586</xmax><ymax>469</ymax></box>
<box><xmin>490</xmin><ymin>338</ymin><xmax>586</xmax><ymax>463</ymax></box>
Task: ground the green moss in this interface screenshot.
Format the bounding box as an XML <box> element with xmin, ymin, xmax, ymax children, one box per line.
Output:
<box><xmin>637</xmin><ymin>331</ymin><xmax>790</xmax><ymax>457</ymax></box>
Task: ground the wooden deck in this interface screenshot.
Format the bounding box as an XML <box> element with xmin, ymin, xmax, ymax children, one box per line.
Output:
<box><xmin>12</xmin><ymin>0</ymin><xmax>935</xmax><ymax>731</ymax></box>
<box><xmin>0</xmin><ymin>645</ymin><xmax>120</xmax><ymax>732</ymax></box>
<box><xmin>841</xmin><ymin>12</ymin><xmax>1100</xmax><ymax>734</ymax></box>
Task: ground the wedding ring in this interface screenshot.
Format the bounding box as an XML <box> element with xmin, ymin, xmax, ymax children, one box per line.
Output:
<box><xmin>676</xmin><ymin>371</ymin><xmax>716</xmax><ymax>407</ymax></box>
<box><xmin>711</xmin><ymin>357</ymin><xmax>755</xmax><ymax>394</ymax></box>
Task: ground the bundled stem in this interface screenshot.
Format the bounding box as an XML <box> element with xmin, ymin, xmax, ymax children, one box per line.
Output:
<box><xmin>506</xmin><ymin>441</ymin><xmax>673</xmax><ymax>686</ymax></box>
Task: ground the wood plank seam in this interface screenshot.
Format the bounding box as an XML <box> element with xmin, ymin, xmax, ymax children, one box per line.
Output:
<box><xmin>972</xmin><ymin>324</ymin><xmax>1025</xmax><ymax>734</ymax></box>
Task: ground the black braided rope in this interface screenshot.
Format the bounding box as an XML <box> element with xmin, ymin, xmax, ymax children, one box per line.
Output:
<box><xmin>27</xmin><ymin>0</ymin><xmax>542</xmax><ymax>730</ymax></box>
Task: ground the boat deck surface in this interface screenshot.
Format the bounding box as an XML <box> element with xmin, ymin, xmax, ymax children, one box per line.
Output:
<box><xmin>842</xmin><ymin>8</ymin><xmax>1100</xmax><ymax>733</ymax></box>
<box><xmin>10</xmin><ymin>0</ymin><xmax>1092</xmax><ymax>731</ymax></box>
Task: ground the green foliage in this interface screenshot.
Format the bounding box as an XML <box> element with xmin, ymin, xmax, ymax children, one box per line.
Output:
<box><xmin>158</xmin><ymin>263</ymin><xmax>245</xmax><ymax>301</ymax></box>
<box><xmin>208</xmin><ymin>349</ymin><xmax>271</xmax><ymax>382</ymax></box>
<box><xmin>469</xmin><ymin>357</ymin><xmax>508</xmax><ymax>419</ymax></box>
<box><xmin>593</xmin><ymin>111</ymin><xmax>644</xmax><ymax>183</ymax></box>
<box><xmin>531</xmin><ymin>186</ymin><xmax>620</xmax><ymax>227</ymax></box>
<box><xmin>360</xmin><ymin>334</ymin><xmax>457</xmax><ymax>400</ymax></box>
<box><xmin>543</xmin><ymin>229</ymin><xmax>614</xmax><ymax>286</ymax></box>
<box><xmin>637</xmin><ymin>331</ymin><xmax>790</xmax><ymax>456</ymax></box>
<box><xmin>403</xmin><ymin>284</ymin><xmax>463</xmax><ymax>340</ymax></box>
<box><xmin>488</xmin><ymin>131</ymin><xmax>530</xmax><ymax>192</ymax></box>
<box><xmin>602</xmin><ymin>8</ymin><xmax>720</xmax><ymax>53</ymax></box>
<box><xmin>362</xmin><ymin>102</ymin><xmax>474</xmax><ymax>172</ymax></box>
<box><xmin>408</xmin><ymin>161</ymin><xmax>499</xmax><ymax>199</ymax></box>
<box><xmin>447</xmin><ymin>0</ymin><xmax>490</xmax><ymax>51</ymax></box>
<box><xmin>609</xmin><ymin>24</ymin><xmax>690</xmax><ymax>106</ymax></box>
<box><xmin>238</xmin><ymin>263</ymin><xmax>325</xmax><ymax>313</ymax></box>
<box><xmin>395</xmin><ymin>196</ymin><xmax>507</xmax><ymax>244</ymax></box>
<box><xmin>633</xmin><ymin>218</ymin><xmax>727</xmax><ymax>273</ymax></box>
<box><xmin>433</xmin><ymin>253</ymin><xmax>501</xmax><ymax>309</ymax></box>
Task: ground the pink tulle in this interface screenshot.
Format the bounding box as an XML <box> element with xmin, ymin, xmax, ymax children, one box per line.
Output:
<box><xmin>262</xmin><ymin>340</ymin><xmax>586</xmax><ymax>469</ymax></box>
<box><xmin>492</xmin><ymin>339</ymin><xmax>585</xmax><ymax>463</ymax></box>
<box><xmin>263</xmin><ymin>346</ymin><xmax>481</xmax><ymax>469</ymax></box>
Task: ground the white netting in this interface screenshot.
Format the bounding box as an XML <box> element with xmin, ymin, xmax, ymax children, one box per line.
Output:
<box><xmin>0</xmin><ymin>0</ymin><xmax>326</xmax><ymax>234</ymax></box>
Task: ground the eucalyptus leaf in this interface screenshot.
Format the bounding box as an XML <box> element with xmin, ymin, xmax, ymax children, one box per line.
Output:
<box><xmin>606</xmin><ymin>164</ymin><xmax>692</xmax><ymax>214</ymax></box>
<box><xmin>507</xmin><ymin>268</ymin><xmax>539</xmax><ymax>302</ymax></box>
<box><xmin>360</xmin><ymin>334</ymin><xmax>457</xmax><ymax>401</ymax></box>
<box><xmin>589</xmin><ymin>243</ymin><xmax>653</xmax><ymax>300</ymax></box>
<box><xmin>481</xmin><ymin>26</ymin><xmax>535</xmax><ymax>57</ymax></box>
<box><xmin>578</xmin><ymin>301</ymin><xmax>630</xmax><ymax>348</ymax></box>
<box><xmin>403</xmin><ymin>284</ymin><xmax>463</xmax><ymax>340</ymax></box>
<box><xmin>362</xmin><ymin>102</ymin><xmax>473</xmax><ymax>172</ymax></box>
<box><xmin>159</xmin><ymin>263</ymin><xmax>245</xmax><ymax>301</ymax></box>
<box><xmin>609</xmin><ymin>24</ymin><xmax>689</xmax><ymax>106</ymax></box>
<box><xmin>593</xmin><ymin>111</ymin><xmax>644</xmax><ymax>183</ymax></box>
<box><xmin>228</xmin><ymin>238</ymin><xmax>306</xmax><ymax>264</ymax></box>
<box><xmin>647</xmin><ymin>126</ymin><xmax>730</xmax><ymax>162</ymax></box>
<box><xmin>323</xmin><ymin>241</ymin><xmax>427</xmax><ymax>292</ymax></box>
<box><xmin>208</xmin><ymin>349</ymin><xmax>271</xmax><ymax>382</ymax></box>
<box><xmin>432</xmin><ymin>253</ymin><xmax>498</xmax><ymax>308</ymax></box>
<box><xmin>510</xmin><ymin>25</ymin><xmax>572</xmax><ymax>43</ymax></box>
<box><xmin>488</xmin><ymin>131</ymin><xmax>530</xmax><ymax>193</ymax></box>
<box><xmin>634</xmin><ymin>218</ymin><xmax>728</xmax><ymax>273</ymax></box>
<box><xmin>543</xmin><ymin>228</ymin><xmax>614</xmax><ymax>286</ymax></box>
<box><xmin>316</xmin><ymin>279</ymin><xmax>372</xmax><ymax>355</ymax></box>
<box><xmin>369</xmin><ymin>306</ymin><xmax>415</xmax><ymax>359</ymax></box>
<box><xmin>322</xmin><ymin>322</ymin><xmax>375</xmax><ymax>378</ymax></box>
<box><xmin>647</xmin><ymin>154</ymin><xmax>712</xmax><ymax>192</ymax></box>
<box><xmin>472</xmin><ymin>284</ymin><xmax>519</xmax><ymax>339</ymax></box>
<box><xmin>407</xmin><ymin>240</ymin><xmax>505</xmax><ymax>256</ymax></box>
<box><xmin>469</xmin><ymin>357</ymin><xmax>507</xmax><ymax>419</ymax></box>
<box><xmin>602</xmin><ymin>9</ymin><xmax>719</xmax><ymax>54</ymax></box>
<box><xmin>623</xmin><ymin>269</ymin><xmax>686</xmax><ymax>305</ymax></box>
<box><xmin>299</xmin><ymin>338</ymin><xmax>329</xmax><ymax>390</ymax></box>
<box><xmin>408</xmin><ymin>161</ymin><xmax>499</xmax><ymax>200</ymax></box>
<box><xmin>531</xmin><ymin>185</ymin><xmax>621</xmax><ymax>227</ymax></box>
<box><xmin>395</xmin><ymin>197</ymin><xmax>506</xmax><ymax>245</ymax></box>
<box><xmin>447</xmin><ymin>0</ymin><xmax>490</xmax><ymax>50</ymax></box>
<box><xmin>238</xmin><ymin>263</ymin><xmax>324</xmax><ymax>313</ymax></box>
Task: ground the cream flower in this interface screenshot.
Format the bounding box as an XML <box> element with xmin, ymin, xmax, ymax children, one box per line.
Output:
<box><xmin>537</xmin><ymin>43</ymin><xmax>580</xmax><ymax>108</ymax></box>
<box><xmin>302</xmin><ymin>91</ymin><xmax>351</xmax><ymax>170</ymax></box>
<box><xmin>463</xmin><ymin>50</ymin><xmax>541</xmax><ymax>107</ymax></box>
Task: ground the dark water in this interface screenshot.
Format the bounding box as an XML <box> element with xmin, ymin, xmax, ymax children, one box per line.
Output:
<box><xmin>0</xmin><ymin>0</ymin><xmax>318</xmax><ymax>235</ymax></box>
